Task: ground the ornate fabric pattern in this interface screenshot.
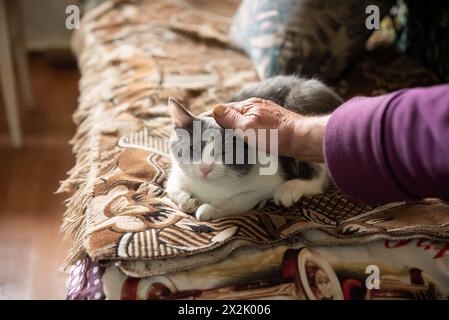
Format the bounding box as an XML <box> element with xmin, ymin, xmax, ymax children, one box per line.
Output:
<box><xmin>229</xmin><ymin>0</ymin><xmax>394</xmax><ymax>80</ymax></box>
<box><xmin>68</xmin><ymin>238</ymin><xmax>449</xmax><ymax>300</ymax></box>
<box><xmin>60</xmin><ymin>0</ymin><xmax>446</xmax><ymax>279</ymax></box>
<box><xmin>400</xmin><ymin>0</ymin><xmax>449</xmax><ymax>82</ymax></box>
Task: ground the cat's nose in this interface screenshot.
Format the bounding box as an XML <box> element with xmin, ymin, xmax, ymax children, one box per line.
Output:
<box><xmin>199</xmin><ymin>163</ymin><xmax>213</xmax><ymax>177</ymax></box>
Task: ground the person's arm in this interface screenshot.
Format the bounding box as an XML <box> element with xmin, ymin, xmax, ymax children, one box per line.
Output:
<box><xmin>324</xmin><ymin>84</ymin><xmax>449</xmax><ymax>204</ymax></box>
<box><xmin>212</xmin><ymin>85</ymin><xmax>449</xmax><ymax>204</ymax></box>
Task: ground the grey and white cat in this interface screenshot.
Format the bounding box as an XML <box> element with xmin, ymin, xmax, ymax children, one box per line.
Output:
<box><xmin>165</xmin><ymin>75</ymin><xmax>343</xmax><ymax>221</ymax></box>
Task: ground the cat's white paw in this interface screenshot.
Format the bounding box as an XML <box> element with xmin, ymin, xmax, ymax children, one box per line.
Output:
<box><xmin>176</xmin><ymin>191</ymin><xmax>200</xmax><ymax>214</ymax></box>
<box><xmin>195</xmin><ymin>204</ymin><xmax>217</xmax><ymax>221</ymax></box>
<box><xmin>273</xmin><ymin>180</ymin><xmax>305</xmax><ymax>207</ymax></box>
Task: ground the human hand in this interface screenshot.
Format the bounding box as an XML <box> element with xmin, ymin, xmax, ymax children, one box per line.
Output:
<box><xmin>212</xmin><ymin>97</ymin><xmax>328</xmax><ymax>162</ymax></box>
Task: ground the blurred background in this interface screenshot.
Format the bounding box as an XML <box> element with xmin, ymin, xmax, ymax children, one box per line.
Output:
<box><xmin>0</xmin><ymin>0</ymin><xmax>78</xmax><ymax>299</ymax></box>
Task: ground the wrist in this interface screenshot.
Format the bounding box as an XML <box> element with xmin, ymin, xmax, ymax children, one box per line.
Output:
<box><xmin>288</xmin><ymin>115</ymin><xmax>329</xmax><ymax>162</ymax></box>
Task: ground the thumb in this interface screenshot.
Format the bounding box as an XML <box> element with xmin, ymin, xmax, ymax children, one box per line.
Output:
<box><xmin>213</xmin><ymin>105</ymin><xmax>246</xmax><ymax>129</ymax></box>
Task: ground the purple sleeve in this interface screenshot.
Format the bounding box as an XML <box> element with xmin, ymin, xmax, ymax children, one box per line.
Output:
<box><xmin>324</xmin><ymin>84</ymin><xmax>449</xmax><ymax>204</ymax></box>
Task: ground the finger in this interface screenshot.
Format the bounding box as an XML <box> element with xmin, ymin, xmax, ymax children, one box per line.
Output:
<box><xmin>223</xmin><ymin>101</ymin><xmax>249</xmax><ymax>113</ymax></box>
<box><xmin>226</xmin><ymin>98</ymin><xmax>265</xmax><ymax>114</ymax></box>
<box><xmin>213</xmin><ymin>105</ymin><xmax>247</xmax><ymax>130</ymax></box>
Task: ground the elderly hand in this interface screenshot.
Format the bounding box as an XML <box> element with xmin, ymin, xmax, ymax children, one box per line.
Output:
<box><xmin>212</xmin><ymin>97</ymin><xmax>329</xmax><ymax>162</ymax></box>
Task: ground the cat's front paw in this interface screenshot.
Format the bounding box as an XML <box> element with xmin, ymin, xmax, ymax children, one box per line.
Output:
<box><xmin>195</xmin><ymin>204</ymin><xmax>218</xmax><ymax>221</ymax></box>
<box><xmin>168</xmin><ymin>189</ymin><xmax>200</xmax><ymax>214</ymax></box>
<box><xmin>273</xmin><ymin>180</ymin><xmax>305</xmax><ymax>207</ymax></box>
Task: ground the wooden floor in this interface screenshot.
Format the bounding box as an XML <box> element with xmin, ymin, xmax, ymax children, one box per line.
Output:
<box><xmin>0</xmin><ymin>54</ymin><xmax>79</xmax><ymax>299</ymax></box>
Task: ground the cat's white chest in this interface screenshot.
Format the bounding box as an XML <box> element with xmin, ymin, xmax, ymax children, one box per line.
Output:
<box><xmin>172</xmin><ymin>164</ymin><xmax>284</xmax><ymax>214</ymax></box>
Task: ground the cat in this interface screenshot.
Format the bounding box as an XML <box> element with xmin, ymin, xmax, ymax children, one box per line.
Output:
<box><xmin>165</xmin><ymin>75</ymin><xmax>343</xmax><ymax>221</ymax></box>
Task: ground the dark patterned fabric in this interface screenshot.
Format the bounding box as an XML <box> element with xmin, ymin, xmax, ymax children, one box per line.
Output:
<box><xmin>229</xmin><ymin>0</ymin><xmax>394</xmax><ymax>81</ymax></box>
<box><xmin>400</xmin><ymin>0</ymin><xmax>449</xmax><ymax>82</ymax></box>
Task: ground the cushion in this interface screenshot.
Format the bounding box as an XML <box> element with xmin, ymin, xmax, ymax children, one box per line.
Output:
<box><xmin>229</xmin><ymin>0</ymin><xmax>394</xmax><ymax>80</ymax></box>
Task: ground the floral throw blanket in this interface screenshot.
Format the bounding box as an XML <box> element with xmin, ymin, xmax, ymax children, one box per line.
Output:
<box><xmin>60</xmin><ymin>0</ymin><xmax>449</xmax><ymax>288</ymax></box>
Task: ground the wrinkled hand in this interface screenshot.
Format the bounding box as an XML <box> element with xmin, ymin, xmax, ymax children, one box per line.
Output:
<box><xmin>212</xmin><ymin>97</ymin><xmax>328</xmax><ymax>162</ymax></box>
<box><xmin>212</xmin><ymin>98</ymin><xmax>300</xmax><ymax>157</ymax></box>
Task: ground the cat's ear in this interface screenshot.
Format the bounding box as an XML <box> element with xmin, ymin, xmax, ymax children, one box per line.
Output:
<box><xmin>168</xmin><ymin>97</ymin><xmax>195</xmax><ymax>128</ymax></box>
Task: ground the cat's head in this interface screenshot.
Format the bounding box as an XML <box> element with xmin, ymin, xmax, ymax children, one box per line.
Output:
<box><xmin>168</xmin><ymin>97</ymin><xmax>252</xmax><ymax>181</ymax></box>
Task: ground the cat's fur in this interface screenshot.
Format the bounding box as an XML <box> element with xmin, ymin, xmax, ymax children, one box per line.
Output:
<box><xmin>165</xmin><ymin>76</ymin><xmax>343</xmax><ymax>221</ymax></box>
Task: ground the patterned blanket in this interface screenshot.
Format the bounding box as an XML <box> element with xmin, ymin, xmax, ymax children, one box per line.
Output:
<box><xmin>60</xmin><ymin>0</ymin><xmax>449</xmax><ymax>280</ymax></box>
<box><xmin>67</xmin><ymin>239</ymin><xmax>449</xmax><ymax>300</ymax></box>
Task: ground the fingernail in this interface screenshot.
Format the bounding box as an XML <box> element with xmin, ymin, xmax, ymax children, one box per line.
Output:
<box><xmin>213</xmin><ymin>105</ymin><xmax>227</xmax><ymax>117</ymax></box>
